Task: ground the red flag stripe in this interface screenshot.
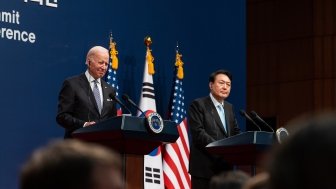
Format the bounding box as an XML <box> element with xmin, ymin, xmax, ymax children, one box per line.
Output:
<box><xmin>163</xmin><ymin>171</ymin><xmax>175</xmax><ymax>189</ymax></box>
<box><xmin>163</xmin><ymin>135</ymin><xmax>191</xmax><ymax>188</ymax></box>
<box><xmin>177</xmin><ymin>120</ymin><xmax>190</xmax><ymax>157</ymax></box>
<box><xmin>174</xmin><ymin>121</ymin><xmax>190</xmax><ymax>172</ymax></box>
<box><xmin>172</xmin><ymin>144</ymin><xmax>191</xmax><ymax>187</ymax></box>
<box><xmin>174</xmin><ymin>139</ymin><xmax>188</xmax><ymax>171</ymax></box>
<box><xmin>163</xmin><ymin>145</ymin><xmax>184</xmax><ymax>188</ymax></box>
<box><xmin>116</xmin><ymin>108</ymin><xmax>122</xmax><ymax>116</ymax></box>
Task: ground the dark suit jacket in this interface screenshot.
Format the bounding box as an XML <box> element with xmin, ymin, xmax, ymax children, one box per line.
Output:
<box><xmin>56</xmin><ymin>73</ymin><xmax>117</xmax><ymax>138</ymax></box>
<box><xmin>188</xmin><ymin>96</ymin><xmax>240</xmax><ymax>179</ymax></box>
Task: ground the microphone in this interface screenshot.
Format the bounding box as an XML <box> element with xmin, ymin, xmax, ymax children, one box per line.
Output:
<box><xmin>109</xmin><ymin>93</ymin><xmax>132</xmax><ymax>115</ymax></box>
<box><xmin>122</xmin><ymin>94</ymin><xmax>145</xmax><ymax>116</ymax></box>
<box><xmin>250</xmin><ymin>111</ymin><xmax>274</xmax><ymax>132</ymax></box>
<box><xmin>239</xmin><ymin>109</ymin><xmax>262</xmax><ymax>131</ymax></box>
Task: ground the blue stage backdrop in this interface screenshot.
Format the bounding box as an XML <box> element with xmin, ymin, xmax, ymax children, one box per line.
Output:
<box><xmin>0</xmin><ymin>0</ymin><xmax>246</xmax><ymax>188</ymax></box>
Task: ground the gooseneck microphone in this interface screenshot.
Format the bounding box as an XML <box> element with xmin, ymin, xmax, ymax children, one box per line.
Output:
<box><xmin>239</xmin><ymin>109</ymin><xmax>262</xmax><ymax>131</ymax></box>
<box><xmin>250</xmin><ymin>111</ymin><xmax>274</xmax><ymax>132</ymax></box>
<box><xmin>122</xmin><ymin>94</ymin><xmax>145</xmax><ymax>116</ymax></box>
<box><xmin>109</xmin><ymin>93</ymin><xmax>132</xmax><ymax>115</ymax></box>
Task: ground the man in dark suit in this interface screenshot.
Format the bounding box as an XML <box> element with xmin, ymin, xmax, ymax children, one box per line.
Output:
<box><xmin>56</xmin><ymin>46</ymin><xmax>117</xmax><ymax>138</ymax></box>
<box><xmin>188</xmin><ymin>69</ymin><xmax>240</xmax><ymax>189</ymax></box>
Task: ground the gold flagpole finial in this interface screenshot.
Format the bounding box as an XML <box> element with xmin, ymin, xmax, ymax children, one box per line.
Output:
<box><xmin>144</xmin><ymin>36</ymin><xmax>152</xmax><ymax>48</ymax></box>
<box><xmin>144</xmin><ymin>36</ymin><xmax>155</xmax><ymax>75</ymax></box>
<box><xmin>175</xmin><ymin>42</ymin><xmax>184</xmax><ymax>79</ymax></box>
<box><xmin>109</xmin><ymin>32</ymin><xmax>118</xmax><ymax>70</ymax></box>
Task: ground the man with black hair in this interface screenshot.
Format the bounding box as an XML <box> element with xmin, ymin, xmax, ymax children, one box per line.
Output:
<box><xmin>188</xmin><ymin>69</ymin><xmax>241</xmax><ymax>189</ymax></box>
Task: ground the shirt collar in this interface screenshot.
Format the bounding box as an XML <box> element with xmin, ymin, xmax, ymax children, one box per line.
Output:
<box><xmin>210</xmin><ymin>93</ymin><xmax>224</xmax><ymax>107</ymax></box>
<box><xmin>85</xmin><ymin>70</ymin><xmax>101</xmax><ymax>84</ymax></box>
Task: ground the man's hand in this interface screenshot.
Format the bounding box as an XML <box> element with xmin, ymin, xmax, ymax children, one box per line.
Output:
<box><xmin>83</xmin><ymin>121</ymin><xmax>96</xmax><ymax>127</ymax></box>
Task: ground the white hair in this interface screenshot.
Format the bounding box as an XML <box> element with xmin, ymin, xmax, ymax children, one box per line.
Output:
<box><xmin>85</xmin><ymin>46</ymin><xmax>108</xmax><ymax>65</ymax></box>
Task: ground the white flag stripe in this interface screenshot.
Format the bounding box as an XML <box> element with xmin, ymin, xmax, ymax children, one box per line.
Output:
<box><xmin>166</xmin><ymin>143</ymin><xmax>189</xmax><ymax>188</ymax></box>
<box><xmin>163</xmin><ymin>159</ymin><xmax>180</xmax><ymax>189</ymax></box>
<box><xmin>176</xmin><ymin>136</ymin><xmax>189</xmax><ymax>170</ymax></box>
<box><xmin>178</xmin><ymin>122</ymin><xmax>190</xmax><ymax>166</ymax></box>
<box><xmin>173</xmin><ymin>141</ymin><xmax>190</xmax><ymax>187</ymax></box>
<box><xmin>143</xmin><ymin>86</ymin><xmax>154</xmax><ymax>89</ymax></box>
<box><xmin>179</xmin><ymin>121</ymin><xmax>190</xmax><ymax>152</ymax></box>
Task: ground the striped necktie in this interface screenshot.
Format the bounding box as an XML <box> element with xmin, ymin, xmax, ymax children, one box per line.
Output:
<box><xmin>217</xmin><ymin>104</ymin><xmax>227</xmax><ymax>132</ymax></box>
<box><xmin>93</xmin><ymin>80</ymin><xmax>102</xmax><ymax>114</ymax></box>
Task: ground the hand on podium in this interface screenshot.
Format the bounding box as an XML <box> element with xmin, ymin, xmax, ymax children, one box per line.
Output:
<box><xmin>84</xmin><ymin>121</ymin><xmax>96</xmax><ymax>127</ymax></box>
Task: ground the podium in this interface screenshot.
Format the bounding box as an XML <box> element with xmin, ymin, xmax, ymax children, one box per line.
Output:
<box><xmin>206</xmin><ymin>131</ymin><xmax>274</xmax><ymax>174</ymax></box>
<box><xmin>72</xmin><ymin>115</ymin><xmax>179</xmax><ymax>189</ymax></box>
<box><xmin>72</xmin><ymin>115</ymin><xmax>179</xmax><ymax>154</ymax></box>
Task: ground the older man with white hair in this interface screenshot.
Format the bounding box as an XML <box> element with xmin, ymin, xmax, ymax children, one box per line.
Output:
<box><xmin>56</xmin><ymin>46</ymin><xmax>117</xmax><ymax>138</ymax></box>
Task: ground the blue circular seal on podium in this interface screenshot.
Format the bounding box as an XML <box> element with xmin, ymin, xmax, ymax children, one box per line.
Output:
<box><xmin>146</xmin><ymin>112</ymin><xmax>164</xmax><ymax>134</ymax></box>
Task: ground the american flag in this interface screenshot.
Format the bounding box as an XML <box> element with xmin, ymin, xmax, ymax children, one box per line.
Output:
<box><xmin>105</xmin><ymin>33</ymin><xmax>122</xmax><ymax>115</ymax></box>
<box><xmin>163</xmin><ymin>51</ymin><xmax>191</xmax><ymax>189</ymax></box>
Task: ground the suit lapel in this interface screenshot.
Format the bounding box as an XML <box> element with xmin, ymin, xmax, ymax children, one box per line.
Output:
<box><xmin>79</xmin><ymin>74</ymin><xmax>100</xmax><ymax>115</ymax></box>
<box><xmin>205</xmin><ymin>97</ymin><xmax>227</xmax><ymax>136</ymax></box>
<box><xmin>223</xmin><ymin>101</ymin><xmax>231</xmax><ymax>136</ymax></box>
<box><xmin>100</xmin><ymin>81</ymin><xmax>109</xmax><ymax>115</ymax></box>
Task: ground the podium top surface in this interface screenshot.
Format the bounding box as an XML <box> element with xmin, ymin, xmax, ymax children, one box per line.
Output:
<box><xmin>73</xmin><ymin>115</ymin><xmax>178</xmax><ymax>141</ymax></box>
<box><xmin>206</xmin><ymin>131</ymin><xmax>274</xmax><ymax>148</ymax></box>
<box><xmin>72</xmin><ymin>115</ymin><xmax>179</xmax><ymax>154</ymax></box>
<box><xmin>206</xmin><ymin>131</ymin><xmax>274</xmax><ymax>165</ymax></box>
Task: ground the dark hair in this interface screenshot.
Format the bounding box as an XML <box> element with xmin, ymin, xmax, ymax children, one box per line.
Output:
<box><xmin>268</xmin><ymin>113</ymin><xmax>336</xmax><ymax>189</ymax></box>
<box><xmin>210</xmin><ymin>170</ymin><xmax>250</xmax><ymax>189</ymax></box>
<box><xmin>209</xmin><ymin>69</ymin><xmax>233</xmax><ymax>83</ymax></box>
<box><xmin>20</xmin><ymin>140</ymin><xmax>121</xmax><ymax>189</ymax></box>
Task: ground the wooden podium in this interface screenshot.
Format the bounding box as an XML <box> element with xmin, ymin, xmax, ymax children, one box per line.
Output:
<box><xmin>206</xmin><ymin>131</ymin><xmax>274</xmax><ymax>175</ymax></box>
<box><xmin>72</xmin><ymin>115</ymin><xmax>179</xmax><ymax>189</ymax></box>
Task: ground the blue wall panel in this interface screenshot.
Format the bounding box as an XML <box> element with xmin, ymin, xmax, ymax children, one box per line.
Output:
<box><xmin>0</xmin><ymin>0</ymin><xmax>245</xmax><ymax>188</ymax></box>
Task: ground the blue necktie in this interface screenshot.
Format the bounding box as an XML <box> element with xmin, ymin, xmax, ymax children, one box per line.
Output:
<box><xmin>93</xmin><ymin>80</ymin><xmax>102</xmax><ymax>114</ymax></box>
<box><xmin>217</xmin><ymin>105</ymin><xmax>227</xmax><ymax>132</ymax></box>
